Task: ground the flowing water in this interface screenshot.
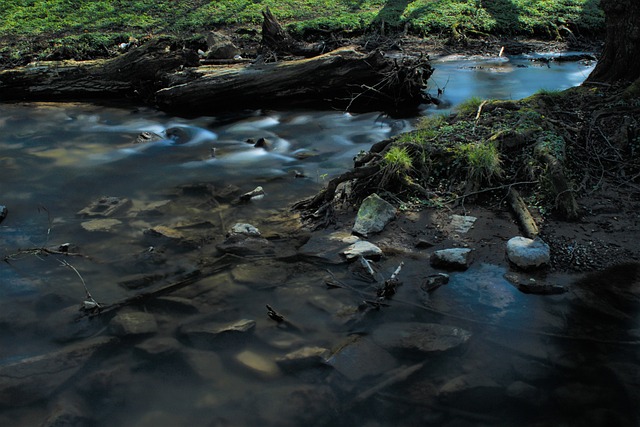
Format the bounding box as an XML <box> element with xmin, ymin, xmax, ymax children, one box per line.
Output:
<box><xmin>1</xmin><ymin>55</ymin><xmax>638</xmax><ymax>426</ymax></box>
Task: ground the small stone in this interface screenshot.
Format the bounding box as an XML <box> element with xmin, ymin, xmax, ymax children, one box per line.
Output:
<box><xmin>145</xmin><ymin>225</ymin><xmax>185</xmax><ymax>240</ymax></box>
<box><xmin>298</xmin><ymin>231</ymin><xmax>359</xmax><ymax>264</ymax></box>
<box><xmin>352</xmin><ymin>193</ymin><xmax>397</xmax><ymax>237</ymax></box>
<box><xmin>504</xmin><ymin>272</ymin><xmax>567</xmax><ymax>294</ymax></box>
<box><xmin>430</xmin><ymin>248</ymin><xmax>473</xmax><ymax>270</ymax></box>
<box><xmin>180</xmin><ymin>319</ymin><xmax>256</xmax><ymax>349</ymax></box>
<box><xmin>239</xmin><ymin>186</ymin><xmax>265</xmax><ymax>201</ymax></box>
<box><xmin>216</xmin><ymin>233</ymin><xmax>274</xmax><ymax>257</ymax></box>
<box><xmin>109</xmin><ymin>312</ymin><xmax>158</xmax><ymax>337</ymax></box>
<box><xmin>439</xmin><ymin>373</ymin><xmax>505</xmax><ymax>412</ymax></box>
<box><xmin>341</xmin><ymin>240</ymin><xmax>383</xmax><ymax>260</ymax></box>
<box><xmin>506</xmin><ymin>237</ymin><xmax>550</xmax><ymax>269</ymax></box>
<box><xmin>276</xmin><ymin>346</ymin><xmax>330</xmax><ymax>371</ymax></box>
<box><xmin>421</xmin><ymin>273</ymin><xmax>450</xmax><ymax>292</ymax></box>
<box><xmin>236</xmin><ymin>350</ymin><xmax>280</xmax><ymax>378</ymax></box>
<box><xmin>230</xmin><ymin>223</ymin><xmax>261</xmax><ymax>237</ymax></box>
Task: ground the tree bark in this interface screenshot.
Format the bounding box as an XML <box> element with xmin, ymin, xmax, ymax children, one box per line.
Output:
<box><xmin>261</xmin><ymin>7</ymin><xmax>324</xmax><ymax>57</ymax></box>
<box><xmin>156</xmin><ymin>47</ymin><xmax>432</xmax><ymax>116</ymax></box>
<box><xmin>586</xmin><ymin>0</ymin><xmax>640</xmax><ymax>84</ymax></box>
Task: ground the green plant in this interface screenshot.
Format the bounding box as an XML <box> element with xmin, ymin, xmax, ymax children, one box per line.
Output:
<box><xmin>459</xmin><ymin>141</ymin><xmax>502</xmax><ymax>183</ymax></box>
<box><xmin>456</xmin><ymin>96</ymin><xmax>485</xmax><ymax>116</ymax></box>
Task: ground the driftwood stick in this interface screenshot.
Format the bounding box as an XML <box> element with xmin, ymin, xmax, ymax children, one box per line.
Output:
<box><xmin>507</xmin><ymin>187</ymin><xmax>539</xmax><ymax>238</ymax></box>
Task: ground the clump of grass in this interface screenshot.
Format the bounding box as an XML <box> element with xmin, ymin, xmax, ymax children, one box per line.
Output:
<box><xmin>383</xmin><ymin>145</ymin><xmax>413</xmax><ymax>173</ymax></box>
<box><xmin>459</xmin><ymin>141</ymin><xmax>502</xmax><ymax>183</ymax></box>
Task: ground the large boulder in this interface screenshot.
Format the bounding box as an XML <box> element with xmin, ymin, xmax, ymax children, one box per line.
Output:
<box><xmin>352</xmin><ymin>193</ymin><xmax>396</xmax><ymax>237</ymax></box>
<box><xmin>506</xmin><ymin>236</ymin><xmax>550</xmax><ymax>269</ymax></box>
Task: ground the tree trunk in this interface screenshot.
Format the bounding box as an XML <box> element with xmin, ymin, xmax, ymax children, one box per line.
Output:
<box><xmin>156</xmin><ymin>47</ymin><xmax>433</xmax><ymax>116</ymax></box>
<box><xmin>586</xmin><ymin>0</ymin><xmax>640</xmax><ymax>84</ymax></box>
<box><xmin>261</xmin><ymin>7</ymin><xmax>324</xmax><ymax>57</ymax></box>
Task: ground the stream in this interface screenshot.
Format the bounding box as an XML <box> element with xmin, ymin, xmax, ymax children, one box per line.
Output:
<box><xmin>1</xmin><ymin>54</ymin><xmax>638</xmax><ymax>426</ymax></box>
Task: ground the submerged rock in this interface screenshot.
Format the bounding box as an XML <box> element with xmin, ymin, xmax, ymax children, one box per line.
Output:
<box><xmin>504</xmin><ymin>272</ymin><xmax>567</xmax><ymax>295</ymax></box>
<box><xmin>352</xmin><ymin>193</ymin><xmax>396</xmax><ymax>236</ymax></box>
<box><xmin>372</xmin><ymin>322</ymin><xmax>471</xmax><ymax>355</ymax></box>
<box><xmin>76</xmin><ymin>196</ymin><xmax>131</xmax><ymax>218</ymax></box>
<box><xmin>298</xmin><ymin>231</ymin><xmax>359</xmax><ymax>264</ymax></box>
<box><xmin>430</xmin><ymin>248</ymin><xmax>473</xmax><ymax>270</ymax></box>
<box><xmin>109</xmin><ymin>311</ymin><xmax>158</xmax><ymax>337</ymax></box>
<box><xmin>180</xmin><ymin>319</ymin><xmax>256</xmax><ymax>349</ymax></box>
<box><xmin>326</xmin><ymin>336</ymin><xmax>397</xmax><ymax>381</ymax></box>
<box><xmin>276</xmin><ymin>346</ymin><xmax>331</xmax><ymax>371</ymax></box>
<box><xmin>439</xmin><ymin>373</ymin><xmax>505</xmax><ymax>412</ymax></box>
<box><xmin>506</xmin><ymin>236</ymin><xmax>550</xmax><ymax>269</ymax></box>
<box><xmin>0</xmin><ymin>336</ymin><xmax>115</xmax><ymax>407</ymax></box>
<box><xmin>421</xmin><ymin>273</ymin><xmax>450</xmax><ymax>292</ymax></box>
<box><xmin>235</xmin><ymin>350</ymin><xmax>280</xmax><ymax>379</ymax></box>
<box><xmin>80</xmin><ymin>218</ymin><xmax>122</xmax><ymax>232</ymax></box>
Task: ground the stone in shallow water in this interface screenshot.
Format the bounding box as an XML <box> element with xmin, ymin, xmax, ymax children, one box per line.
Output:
<box><xmin>326</xmin><ymin>336</ymin><xmax>397</xmax><ymax>381</ymax></box>
<box><xmin>134</xmin><ymin>337</ymin><xmax>182</xmax><ymax>358</ymax></box>
<box><xmin>76</xmin><ymin>196</ymin><xmax>131</xmax><ymax>218</ymax></box>
<box><xmin>352</xmin><ymin>193</ymin><xmax>396</xmax><ymax>237</ymax></box>
<box><xmin>109</xmin><ymin>311</ymin><xmax>158</xmax><ymax>337</ymax></box>
<box><xmin>80</xmin><ymin>218</ymin><xmax>122</xmax><ymax>232</ymax></box>
<box><xmin>276</xmin><ymin>346</ymin><xmax>331</xmax><ymax>371</ymax></box>
<box><xmin>430</xmin><ymin>248</ymin><xmax>473</xmax><ymax>270</ymax></box>
<box><xmin>372</xmin><ymin>322</ymin><xmax>471</xmax><ymax>354</ymax></box>
<box><xmin>180</xmin><ymin>319</ymin><xmax>256</xmax><ymax>349</ymax></box>
<box><xmin>235</xmin><ymin>350</ymin><xmax>280</xmax><ymax>379</ymax></box>
<box><xmin>341</xmin><ymin>240</ymin><xmax>383</xmax><ymax>260</ymax></box>
<box><xmin>506</xmin><ymin>236</ymin><xmax>550</xmax><ymax>269</ymax></box>
<box><xmin>439</xmin><ymin>373</ymin><xmax>505</xmax><ymax>412</ymax></box>
<box><xmin>298</xmin><ymin>231</ymin><xmax>359</xmax><ymax>264</ymax></box>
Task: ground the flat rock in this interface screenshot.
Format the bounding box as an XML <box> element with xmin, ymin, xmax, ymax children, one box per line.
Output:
<box><xmin>504</xmin><ymin>272</ymin><xmax>567</xmax><ymax>295</ymax></box>
<box><xmin>76</xmin><ymin>196</ymin><xmax>131</xmax><ymax>218</ymax></box>
<box><xmin>80</xmin><ymin>218</ymin><xmax>122</xmax><ymax>232</ymax></box>
<box><xmin>231</xmin><ymin>262</ymin><xmax>289</xmax><ymax>286</ymax></box>
<box><xmin>180</xmin><ymin>319</ymin><xmax>256</xmax><ymax>349</ymax></box>
<box><xmin>182</xmin><ymin>349</ymin><xmax>224</xmax><ymax>381</ymax></box>
<box><xmin>298</xmin><ymin>231</ymin><xmax>360</xmax><ymax>264</ymax></box>
<box><xmin>0</xmin><ymin>336</ymin><xmax>114</xmax><ymax>406</ymax></box>
<box><xmin>352</xmin><ymin>193</ymin><xmax>396</xmax><ymax>237</ymax></box>
<box><xmin>109</xmin><ymin>311</ymin><xmax>158</xmax><ymax>337</ymax></box>
<box><xmin>276</xmin><ymin>346</ymin><xmax>330</xmax><ymax>371</ymax></box>
<box><xmin>341</xmin><ymin>240</ymin><xmax>383</xmax><ymax>260</ymax></box>
<box><xmin>421</xmin><ymin>273</ymin><xmax>450</xmax><ymax>292</ymax></box>
<box><xmin>506</xmin><ymin>236</ymin><xmax>550</xmax><ymax>269</ymax></box>
<box><xmin>430</xmin><ymin>248</ymin><xmax>473</xmax><ymax>270</ymax></box>
<box><xmin>372</xmin><ymin>322</ymin><xmax>471</xmax><ymax>354</ymax></box>
<box><xmin>145</xmin><ymin>225</ymin><xmax>185</xmax><ymax>240</ymax></box>
<box><xmin>235</xmin><ymin>350</ymin><xmax>280</xmax><ymax>379</ymax></box>
<box><xmin>449</xmin><ymin>214</ymin><xmax>477</xmax><ymax>234</ymax></box>
<box><xmin>216</xmin><ymin>234</ymin><xmax>274</xmax><ymax>257</ymax></box>
<box><xmin>326</xmin><ymin>336</ymin><xmax>397</xmax><ymax>381</ymax></box>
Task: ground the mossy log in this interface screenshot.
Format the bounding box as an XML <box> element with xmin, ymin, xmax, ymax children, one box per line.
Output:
<box><xmin>507</xmin><ymin>188</ymin><xmax>539</xmax><ymax>238</ymax></box>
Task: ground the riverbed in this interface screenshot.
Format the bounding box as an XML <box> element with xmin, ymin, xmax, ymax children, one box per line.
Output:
<box><xmin>2</xmin><ymin>54</ymin><xmax>638</xmax><ymax>426</ymax></box>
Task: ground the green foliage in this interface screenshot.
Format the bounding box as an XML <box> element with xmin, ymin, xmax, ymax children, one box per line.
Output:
<box><xmin>458</xmin><ymin>141</ymin><xmax>503</xmax><ymax>183</ymax></box>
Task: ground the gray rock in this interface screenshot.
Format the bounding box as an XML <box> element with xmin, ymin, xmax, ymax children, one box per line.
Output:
<box><xmin>341</xmin><ymin>240</ymin><xmax>383</xmax><ymax>260</ymax></box>
<box><xmin>326</xmin><ymin>336</ymin><xmax>397</xmax><ymax>381</ymax></box>
<box><xmin>352</xmin><ymin>193</ymin><xmax>396</xmax><ymax>236</ymax></box>
<box><xmin>109</xmin><ymin>311</ymin><xmax>158</xmax><ymax>337</ymax></box>
<box><xmin>504</xmin><ymin>272</ymin><xmax>567</xmax><ymax>294</ymax></box>
<box><xmin>276</xmin><ymin>346</ymin><xmax>331</xmax><ymax>371</ymax></box>
<box><xmin>230</xmin><ymin>223</ymin><xmax>261</xmax><ymax>237</ymax></box>
<box><xmin>206</xmin><ymin>31</ymin><xmax>240</xmax><ymax>59</ymax></box>
<box><xmin>133</xmin><ymin>131</ymin><xmax>163</xmax><ymax>144</ymax></box>
<box><xmin>506</xmin><ymin>236</ymin><xmax>550</xmax><ymax>269</ymax></box>
<box><xmin>231</xmin><ymin>262</ymin><xmax>289</xmax><ymax>286</ymax></box>
<box><xmin>372</xmin><ymin>322</ymin><xmax>471</xmax><ymax>354</ymax></box>
<box><xmin>235</xmin><ymin>350</ymin><xmax>280</xmax><ymax>379</ymax></box>
<box><xmin>41</xmin><ymin>392</ymin><xmax>93</xmax><ymax>427</ymax></box>
<box><xmin>430</xmin><ymin>248</ymin><xmax>473</xmax><ymax>270</ymax></box>
<box><xmin>0</xmin><ymin>337</ymin><xmax>114</xmax><ymax>407</ymax></box>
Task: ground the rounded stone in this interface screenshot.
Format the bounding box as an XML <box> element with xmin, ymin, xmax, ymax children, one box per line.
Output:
<box><xmin>506</xmin><ymin>237</ymin><xmax>550</xmax><ymax>269</ymax></box>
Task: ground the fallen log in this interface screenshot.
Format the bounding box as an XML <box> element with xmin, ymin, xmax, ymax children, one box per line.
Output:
<box><xmin>0</xmin><ymin>36</ymin><xmax>199</xmax><ymax>102</ymax></box>
<box><xmin>156</xmin><ymin>47</ymin><xmax>433</xmax><ymax>115</ymax></box>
